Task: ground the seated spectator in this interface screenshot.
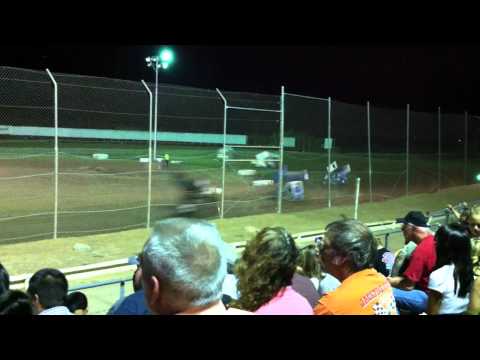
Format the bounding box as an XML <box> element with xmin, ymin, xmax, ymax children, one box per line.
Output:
<box><xmin>232</xmin><ymin>227</ymin><xmax>313</xmax><ymax>315</ymax></box>
<box><xmin>140</xmin><ymin>218</ymin><xmax>251</xmax><ymax>315</ymax></box>
<box><xmin>373</xmin><ymin>237</ymin><xmax>395</xmax><ymax>277</ymax></box>
<box><xmin>427</xmin><ymin>224</ymin><xmax>473</xmax><ymax>315</ymax></box>
<box><xmin>0</xmin><ymin>290</ymin><xmax>34</xmax><ymax>315</ymax></box>
<box><xmin>448</xmin><ymin>203</ymin><xmax>480</xmax><ymax>278</ymax></box>
<box><xmin>388</xmin><ymin>211</ymin><xmax>436</xmax><ymax>314</ymax></box>
<box><xmin>467</xmin><ymin>276</ymin><xmax>480</xmax><ymax>315</ymax></box>
<box><xmin>314</xmin><ymin>219</ymin><xmax>397</xmax><ymax>315</ymax></box>
<box><xmin>108</xmin><ymin>258</ymin><xmax>151</xmax><ymax>315</ymax></box>
<box><xmin>27</xmin><ymin>268</ymin><xmax>72</xmax><ymax>315</ymax></box>
<box><xmin>0</xmin><ymin>262</ymin><xmax>9</xmax><ymax>297</ymax></box>
<box><xmin>291</xmin><ymin>272</ymin><xmax>320</xmax><ymax>309</ymax></box>
<box><xmin>447</xmin><ymin>202</ymin><xmax>471</xmax><ymax>223</ymax></box>
<box><xmin>297</xmin><ymin>244</ymin><xmax>340</xmax><ymax>297</ymax></box>
<box><xmin>66</xmin><ymin>291</ymin><xmax>89</xmax><ymax>315</ymax></box>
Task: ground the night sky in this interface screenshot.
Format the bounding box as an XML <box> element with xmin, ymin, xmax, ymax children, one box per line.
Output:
<box><xmin>2</xmin><ymin>44</ymin><xmax>480</xmax><ymax>114</ymax></box>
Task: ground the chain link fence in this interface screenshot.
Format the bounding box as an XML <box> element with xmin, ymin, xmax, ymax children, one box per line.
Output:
<box><xmin>0</xmin><ymin>67</ymin><xmax>55</xmax><ymax>243</ymax></box>
<box><xmin>0</xmin><ymin>66</ymin><xmax>479</xmax><ymax>244</ymax></box>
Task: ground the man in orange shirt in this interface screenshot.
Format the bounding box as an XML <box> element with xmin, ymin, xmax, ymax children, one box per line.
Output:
<box><xmin>314</xmin><ymin>219</ymin><xmax>397</xmax><ymax>315</ymax></box>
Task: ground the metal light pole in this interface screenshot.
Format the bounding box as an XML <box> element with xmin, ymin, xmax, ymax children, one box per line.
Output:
<box><xmin>145</xmin><ymin>48</ymin><xmax>174</xmax><ymax>162</ymax></box>
<box><xmin>154</xmin><ymin>64</ymin><xmax>159</xmax><ymax>160</ymax></box>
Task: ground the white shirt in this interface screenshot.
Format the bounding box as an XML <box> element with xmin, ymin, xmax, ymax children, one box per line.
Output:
<box><xmin>39</xmin><ymin>306</ymin><xmax>73</xmax><ymax>315</ymax></box>
<box><xmin>428</xmin><ymin>264</ymin><xmax>470</xmax><ymax>314</ymax></box>
<box><xmin>317</xmin><ymin>273</ymin><xmax>341</xmax><ymax>296</ymax></box>
<box><xmin>222</xmin><ymin>274</ymin><xmax>239</xmax><ymax>300</ymax></box>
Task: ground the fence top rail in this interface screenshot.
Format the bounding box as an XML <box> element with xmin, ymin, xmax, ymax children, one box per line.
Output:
<box><xmin>228</xmin><ymin>145</ymin><xmax>280</xmax><ymax>149</ymax></box>
<box><xmin>227</xmin><ymin>105</ymin><xmax>281</xmax><ymax>113</ymax></box>
<box><xmin>68</xmin><ymin>278</ymin><xmax>132</xmax><ymax>293</ymax></box>
<box><xmin>225</xmin><ymin>158</ymin><xmax>281</xmax><ymax>162</ymax></box>
<box><xmin>284</xmin><ymin>92</ymin><xmax>330</xmax><ymax>101</ymax></box>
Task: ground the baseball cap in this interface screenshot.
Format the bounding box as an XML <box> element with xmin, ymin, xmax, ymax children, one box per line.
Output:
<box><xmin>396</xmin><ymin>211</ymin><xmax>429</xmax><ymax>227</ymax></box>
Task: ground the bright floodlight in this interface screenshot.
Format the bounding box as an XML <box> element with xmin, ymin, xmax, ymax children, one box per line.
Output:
<box><xmin>159</xmin><ymin>48</ymin><xmax>174</xmax><ymax>65</ymax></box>
<box><xmin>475</xmin><ymin>173</ymin><xmax>480</xmax><ymax>182</ymax></box>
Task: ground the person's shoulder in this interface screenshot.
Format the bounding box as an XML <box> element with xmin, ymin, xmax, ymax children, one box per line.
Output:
<box><xmin>317</xmin><ymin>283</ymin><xmax>342</xmax><ymax>303</ymax></box>
<box><xmin>414</xmin><ymin>236</ymin><xmax>434</xmax><ymax>253</ymax></box>
<box><xmin>292</xmin><ymin>273</ymin><xmax>314</xmax><ymax>286</ymax></box>
<box><xmin>226</xmin><ymin>307</ymin><xmax>253</xmax><ymax>315</ymax></box>
<box><xmin>377</xmin><ymin>247</ymin><xmax>390</xmax><ymax>255</ymax></box>
<box><xmin>111</xmin><ymin>291</ymin><xmax>148</xmax><ymax>315</ymax></box>
<box><xmin>431</xmin><ymin>264</ymin><xmax>453</xmax><ymax>277</ymax></box>
<box><xmin>314</xmin><ymin>293</ymin><xmax>337</xmax><ymax>315</ymax></box>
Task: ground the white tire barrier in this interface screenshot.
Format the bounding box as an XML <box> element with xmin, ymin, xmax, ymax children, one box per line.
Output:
<box><xmin>238</xmin><ymin>169</ymin><xmax>257</xmax><ymax>176</ymax></box>
<box><xmin>252</xmin><ymin>180</ymin><xmax>274</xmax><ymax>187</ymax></box>
<box><xmin>92</xmin><ymin>153</ymin><xmax>109</xmax><ymax>160</ymax></box>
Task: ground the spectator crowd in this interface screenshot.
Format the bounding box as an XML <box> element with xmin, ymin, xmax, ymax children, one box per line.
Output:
<box><xmin>1</xmin><ymin>203</ymin><xmax>480</xmax><ymax>316</ymax></box>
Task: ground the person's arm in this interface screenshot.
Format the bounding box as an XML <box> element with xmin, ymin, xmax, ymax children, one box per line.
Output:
<box><xmin>467</xmin><ymin>277</ymin><xmax>480</xmax><ymax>315</ymax></box>
<box><xmin>314</xmin><ymin>295</ymin><xmax>334</xmax><ymax>315</ymax></box>
<box><xmin>447</xmin><ymin>204</ymin><xmax>462</xmax><ymax>221</ymax></box>
<box><xmin>400</xmin><ymin>246</ymin><xmax>427</xmax><ymax>290</ymax></box>
<box><xmin>388</xmin><ymin>276</ymin><xmax>415</xmax><ymax>290</ymax></box>
<box><xmin>426</xmin><ymin>289</ymin><xmax>443</xmax><ymax>315</ymax></box>
<box><xmin>314</xmin><ymin>302</ymin><xmax>333</xmax><ymax>315</ymax></box>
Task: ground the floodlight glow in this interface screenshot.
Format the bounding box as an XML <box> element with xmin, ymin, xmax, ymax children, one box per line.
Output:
<box><xmin>159</xmin><ymin>48</ymin><xmax>174</xmax><ymax>64</ymax></box>
<box><xmin>475</xmin><ymin>173</ymin><xmax>480</xmax><ymax>182</ymax></box>
<box><xmin>161</xmin><ymin>62</ymin><xmax>169</xmax><ymax>69</ymax></box>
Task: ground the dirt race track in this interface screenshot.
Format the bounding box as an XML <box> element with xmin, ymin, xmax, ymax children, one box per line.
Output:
<box><xmin>1</xmin><ymin>140</ymin><xmax>478</xmax><ymax>245</ymax></box>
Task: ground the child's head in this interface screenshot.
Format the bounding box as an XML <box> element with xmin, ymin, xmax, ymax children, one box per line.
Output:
<box><xmin>66</xmin><ymin>291</ymin><xmax>88</xmax><ymax>315</ymax></box>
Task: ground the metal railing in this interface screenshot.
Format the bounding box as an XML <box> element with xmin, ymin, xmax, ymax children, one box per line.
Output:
<box><xmin>51</xmin><ymin>199</ymin><xmax>478</xmax><ymax>316</ymax></box>
<box><xmin>68</xmin><ymin>277</ymin><xmax>132</xmax><ymax>301</ymax></box>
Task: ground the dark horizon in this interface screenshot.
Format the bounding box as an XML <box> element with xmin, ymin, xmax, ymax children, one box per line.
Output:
<box><xmin>2</xmin><ymin>44</ymin><xmax>480</xmax><ymax>115</ymax></box>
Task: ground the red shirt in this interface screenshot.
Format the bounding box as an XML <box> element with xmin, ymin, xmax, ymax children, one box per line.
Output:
<box><xmin>403</xmin><ymin>234</ymin><xmax>436</xmax><ymax>291</ymax></box>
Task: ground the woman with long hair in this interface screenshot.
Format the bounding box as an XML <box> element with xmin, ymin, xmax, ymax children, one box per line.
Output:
<box><xmin>427</xmin><ymin>224</ymin><xmax>474</xmax><ymax>314</ymax></box>
<box><xmin>231</xmin><ymin>227</ymin><xmax>313</xmax><ymax>315</ymax></box>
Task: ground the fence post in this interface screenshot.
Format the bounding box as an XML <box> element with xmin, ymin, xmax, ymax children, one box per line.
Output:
<box><xmin>327</xmin><ymin>96</ymin><xmax>332</xmax><ymax>208</ymax></box>
<box><xmin>464</xmin><ymin>110</ymin><xmax>468</xmax><ymax>185</ymax></box>
<box><xmin>216</xmin><ymin>89</ymin><xmax>228</xmax><ymax>219</ymax></box>
<box><xmin>153</xmin><ymin>66</ymin><xmax>159</xmax><ymax>160</ymax></box>
<box><xmin>438</xmin><ymin>106</ymin><xmax>442</xmax><ymax>190</ymax></box>
<box><xmin>354</xmin><ymin>177</ymin><xmax>361</xmax><ymax>220</ymax></box>
<box><xmin>367</xmin><ymin>101</ymin><xmax>373</xmax><ymax>202</ymax></box>
<box><xmin>141</xmin><ymin>80</ymin><xmax>153</xmax><ymax>228</ymax></box>
<box><xmin>119</xmin><ymin>280</ymin><xmax>126</xmax><ymax>299</ymax></box>
<box><xmin>406</xmin><ymin>104</ymin><xmax>410</xmax><ymax>196</ymax></box>
<box><xmin>277</xmin><ymin>86</ymin><xmax>285</xmax><ymax>214</ymax></box>
<box><xmin>46</xmin><ymin>69</ymin><xmax>58</xmax><ymax>240</ymax></box>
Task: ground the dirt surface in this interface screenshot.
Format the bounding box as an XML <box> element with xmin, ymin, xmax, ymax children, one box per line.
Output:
<box><xmin>1</xmin><ymin>141</ymin><xmax>478</xmax><ymax>245</ymax></box>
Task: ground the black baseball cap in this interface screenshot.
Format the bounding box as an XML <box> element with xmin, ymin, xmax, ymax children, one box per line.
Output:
<box><xmin>396</xmin><ymin>211</ymin><xmax>429</xmax><ymax>227</ymax></box>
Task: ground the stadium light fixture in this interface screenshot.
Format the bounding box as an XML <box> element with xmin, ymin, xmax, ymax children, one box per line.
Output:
<box><xmin>145</xmin><ymin>47</ymin><xmax>175</xmax><ymax>160</ymax></box>
<box><xmin>159</xmin><ymin>48</ymin><xmax>174</xmax><ymax>68</ymax></box>
<box><xmin>475</xmin><ymin>173</ymin><xmax>480</xmax><ymax>182</ymax></box>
